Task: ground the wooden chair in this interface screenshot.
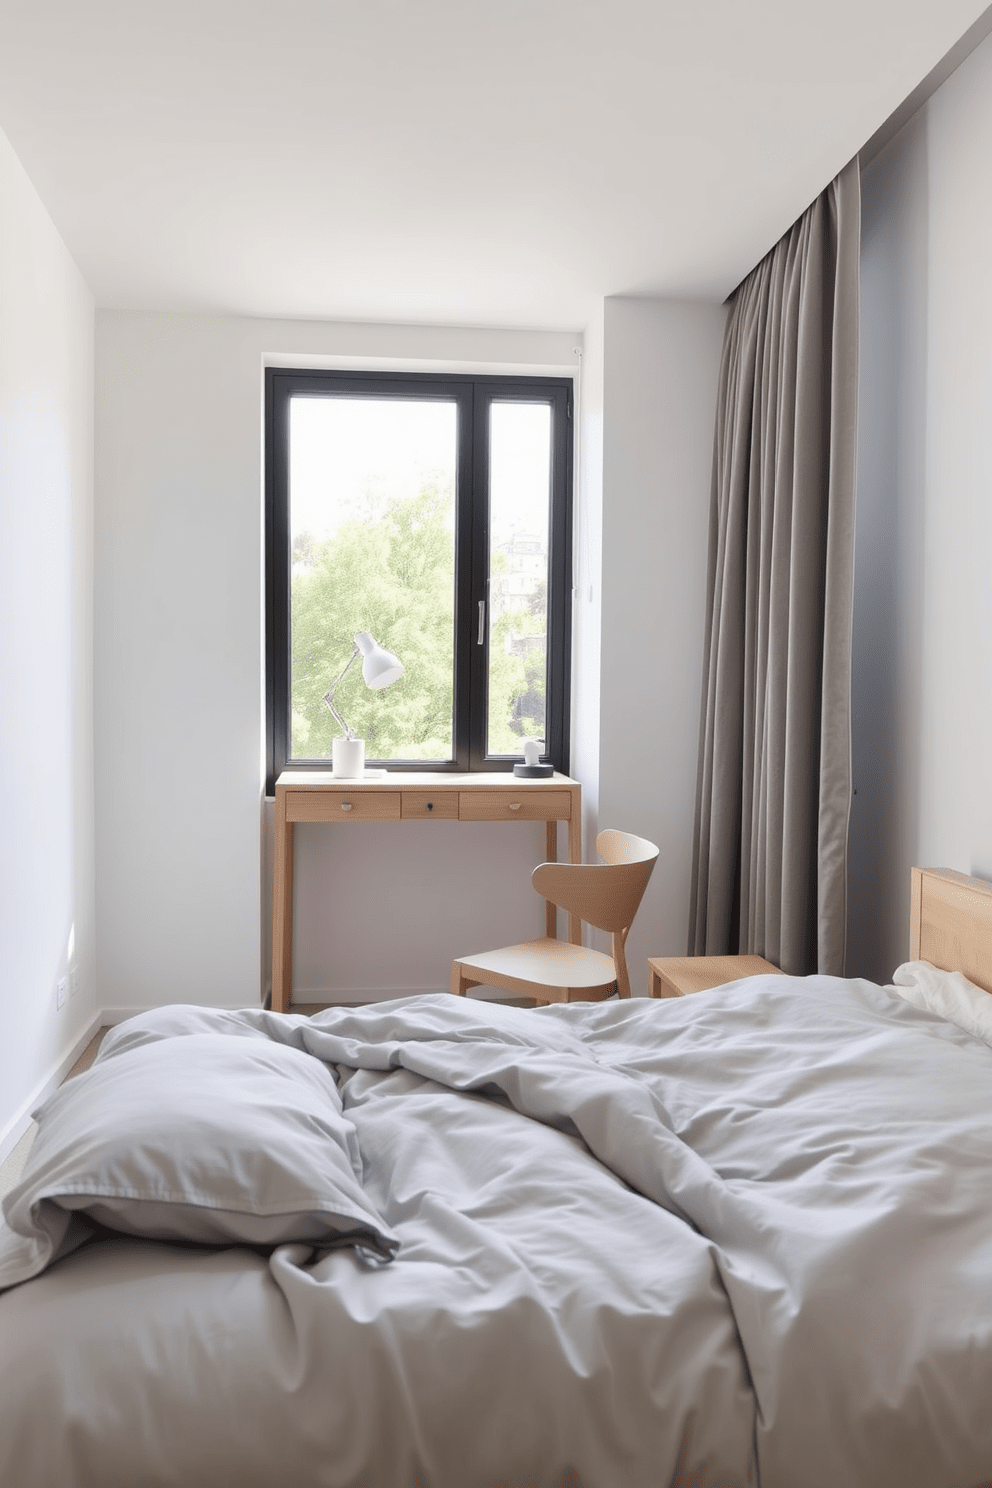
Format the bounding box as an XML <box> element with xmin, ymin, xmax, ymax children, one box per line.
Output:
<box><xmin>450</xmin><ymin>829</ymin><xmax>659</xmax><ymax>1004</ymax></box>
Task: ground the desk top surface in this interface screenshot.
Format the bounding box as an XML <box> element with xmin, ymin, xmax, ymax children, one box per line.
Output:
<box><xmin>276</xmin><ymin>770</ymin><xmax>580</xmax><ymax>792</ymax></box>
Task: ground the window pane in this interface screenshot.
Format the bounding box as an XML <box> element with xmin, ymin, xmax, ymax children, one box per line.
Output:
<box><xmin>289</xmin><ymin>396</ymin><xmax>457</xmax><ymax>762</ymax></box>
<box><xmin>487</xmin><ymin>402</ymin><xmax>551</xmax><ymax>756</ymax></box>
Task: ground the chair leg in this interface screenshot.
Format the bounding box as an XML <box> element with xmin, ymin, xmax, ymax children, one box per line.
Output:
<box><xmin>612</xmin><ymin>930</ymin><xmax>632</xmax><ymax>999</ymax></box>
<box><xmin>450</xmin><ymin>963</ymin><xmax>479</xmax><ymax>997</ymax></box>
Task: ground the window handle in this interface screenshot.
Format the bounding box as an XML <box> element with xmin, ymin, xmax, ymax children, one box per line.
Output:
<box><xmin>477</xmin><ymin>600</ymin><xmax>486</xmax><ymax>646</ymax></box>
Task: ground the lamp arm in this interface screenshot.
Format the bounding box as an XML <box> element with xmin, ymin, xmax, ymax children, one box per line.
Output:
<box><xmin>322</xmin><ymin>643</ymin><xmax>360</xmax><ymax>739</ymax></box>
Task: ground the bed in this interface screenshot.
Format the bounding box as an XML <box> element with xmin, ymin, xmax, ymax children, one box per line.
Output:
<box><xmin>2</xmin><ymin>867</ymin><xmax>991</xmax><ymax>1488</ymax></box>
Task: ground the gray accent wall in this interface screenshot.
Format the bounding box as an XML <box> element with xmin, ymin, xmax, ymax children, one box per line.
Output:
<box><xmin>851</xmin><ymin>27</ymin><xmax>992</xmax><ymax>980</ymax></box>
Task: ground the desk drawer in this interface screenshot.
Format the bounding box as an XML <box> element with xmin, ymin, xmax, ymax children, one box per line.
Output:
<box><xmin>459</xmin><ymin>790</ymin><xmax>571</xmax><ymax>822</ymax></box>
<box><xmin>402</xmin><ymin>791</ymin><xmax>459</xmax><ymax>820</ymax></box>
<box><xmin>285</xmin><ymin>791</ymin><xmax>401</xmax><ymax>823</ymax></box>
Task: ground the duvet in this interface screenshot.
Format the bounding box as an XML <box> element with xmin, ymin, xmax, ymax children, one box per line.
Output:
<box><xmin>2</xmin><ymin>974</ymin><xmax>992</xmax><ymax>1488</ymax></box>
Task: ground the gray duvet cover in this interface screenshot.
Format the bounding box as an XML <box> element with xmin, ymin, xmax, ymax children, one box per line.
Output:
<box><xmin>2</xmin><ymin>975</ymin><xmax>991</xmax><ymax>1487</ymax></box>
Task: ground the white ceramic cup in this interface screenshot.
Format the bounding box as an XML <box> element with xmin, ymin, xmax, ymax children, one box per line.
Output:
<box><xmin>332</xmin><ymin>737</ymin><xmax>365</xmax><ymax>778</ymax></box>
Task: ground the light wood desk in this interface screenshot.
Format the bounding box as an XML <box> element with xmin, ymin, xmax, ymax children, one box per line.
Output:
<box><xmin>272</xmin><ymin>771</ymin><xmax>582</xmax><ymax>1013</ymax></box>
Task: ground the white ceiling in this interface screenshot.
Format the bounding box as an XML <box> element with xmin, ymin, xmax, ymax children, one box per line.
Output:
<box><xmin>0</xmin><ymin>0</ymin><xmax>986</xmax><ymax>330</ymax></box>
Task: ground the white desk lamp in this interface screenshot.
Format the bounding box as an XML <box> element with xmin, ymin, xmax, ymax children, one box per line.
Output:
<box><xmin>323</xmin><ymin>631</ymin><xmax>404</xmax><ymax>778</ymax></box>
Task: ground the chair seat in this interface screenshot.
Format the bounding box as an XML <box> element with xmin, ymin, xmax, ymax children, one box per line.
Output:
<box><xmin>451</xmin><ymin>828</ymin><xmax>659</xmax><ymax>1006</ymax></box>
<box><xmin>454</xmin><ymin>938</ymin><xmax>618</xmax><ymax>1001</ymax></box>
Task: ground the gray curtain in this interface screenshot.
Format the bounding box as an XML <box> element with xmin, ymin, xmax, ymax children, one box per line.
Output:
<box><xmin>689</xmin><ymin>159</ymin><xmax>860</xmax><ymax>977</ymax></box>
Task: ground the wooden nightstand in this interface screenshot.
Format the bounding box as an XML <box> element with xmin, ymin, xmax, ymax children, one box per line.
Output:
<box><xmin>648</xmin><ymin>953</ymin><xmax>780</xmax><ymax>999</ymax></box>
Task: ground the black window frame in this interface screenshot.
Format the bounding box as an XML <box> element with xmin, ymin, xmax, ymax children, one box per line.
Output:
<box><xmin>265</xmin><ymin>368</ymin><xmax>573</xmax><ymax>794</ymax></box>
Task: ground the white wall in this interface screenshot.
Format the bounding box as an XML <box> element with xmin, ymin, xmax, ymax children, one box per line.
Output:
<box><xmin>851</xmin><ymin>28</ymin><xmax>992</xmax><ymax>979</ymax></box>
<box><xmin>570</xmin><ymin>304</ymin><xmax>604</xmax><ymax>861</ymax></box>
<box><xmin>598</xmin><ymin>297</ymin><xmax>727</xmax><ymax>991</ymax></box>
<box><xmin>0</xmin><ymin>127</ymin><xmax>96</xmax><ymax>1151</ymax></box>
<box><xmin>95</xmin><ymin>313</ymin><xmax>582</xmax><ymax>1008</ymax></box>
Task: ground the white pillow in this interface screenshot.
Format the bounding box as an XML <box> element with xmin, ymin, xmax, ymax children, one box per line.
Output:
<box><xmin>0</xmin><ymin>1032</ymin><xmax>398</xmax><ymax>1291</ymax></box>
<box><xmin>889</xmin><ymin>960</ymin><xmax>992</xmax><ymax>1050</ymax></box>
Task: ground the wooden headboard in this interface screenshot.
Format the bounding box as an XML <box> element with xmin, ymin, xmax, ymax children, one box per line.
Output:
<box><xmin>910</xmin><ymin>867</ymin><xmax>992</xmax><ymax>995</ymax></box>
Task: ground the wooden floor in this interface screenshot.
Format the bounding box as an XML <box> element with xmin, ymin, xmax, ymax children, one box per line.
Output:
<box><xmin>65</xmin><ymin>1025</ymin><xmax>111</xmax><ymax>1078</ymax></box>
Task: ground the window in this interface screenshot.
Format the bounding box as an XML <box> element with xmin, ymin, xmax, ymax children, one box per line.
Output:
<box><xmin>265</xmin><ymin>370</ymin><xmax>573</xmax><ymax>792</ymax></box>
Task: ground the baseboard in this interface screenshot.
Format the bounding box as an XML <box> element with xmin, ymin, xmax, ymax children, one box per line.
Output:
<box><xmin>0</xmin><ymin>1009</ymin><xmax>104</xmax><ymax>1166</ymax></box>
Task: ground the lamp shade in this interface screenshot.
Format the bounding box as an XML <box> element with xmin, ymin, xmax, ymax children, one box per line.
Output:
<box><xmin>355</xmin><ymin>631</ymin><xmax>404</xmax><ymax>690</ymax></box>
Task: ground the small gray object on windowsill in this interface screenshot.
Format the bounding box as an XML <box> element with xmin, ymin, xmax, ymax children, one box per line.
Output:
<box><xmin>513</xmin><ymin>737</ymin><xmax>553</xmax><ymax>778</ymax></box>
<box><xmin>513</xmin><ymin>761</ymin><xmax>554</xmax><ymax>778</ymax></box>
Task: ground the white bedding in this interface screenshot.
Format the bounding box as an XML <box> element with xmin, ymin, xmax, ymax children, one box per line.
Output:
<box><xmin>890</xmin><ymin>958</ymin><xmax>992</xmax><ymax>1048</ymax></box>
<box><xmin>2</xmin><ymin>976</ymin><xmax>991</xmax><ymax>1488</ymax></box>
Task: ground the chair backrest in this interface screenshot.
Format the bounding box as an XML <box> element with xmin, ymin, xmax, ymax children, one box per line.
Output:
<box><xmin>531</xmin><ymin>829</ymin><xmax>659</xmax><ymax>935</ymax></box>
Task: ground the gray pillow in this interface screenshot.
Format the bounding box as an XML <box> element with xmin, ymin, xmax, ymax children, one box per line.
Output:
<box><xmin>94</xmin><ymin>1002</ymin><xmax>302</xmax><ymax>1062</ymax></box>
<box><xmin>0</xmin><ymin>1032</ymin><xmax>398</xmax><ymax>1290</ymax></box>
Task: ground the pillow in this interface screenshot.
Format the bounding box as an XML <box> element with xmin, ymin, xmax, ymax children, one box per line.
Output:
<box><xmin>0</xmin><ymin>1032</ymin><xmax>398</xmax><ymax>1291</ymax></box>
<box><xmin>890</xmin><ymin>960</ymin><xmax>992</xmax><ymax>1050</ymax></box>
<box><xmin>94</xmin><ymin>1002</ymin><xmax>303</xmax><ymax>1064</ymax></box>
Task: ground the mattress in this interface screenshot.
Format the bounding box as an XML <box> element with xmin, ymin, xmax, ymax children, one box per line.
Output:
<box><xmin>2</xmin><ymin>974</ymin><xmax>991</xmax><ymax>1488</ymax></box>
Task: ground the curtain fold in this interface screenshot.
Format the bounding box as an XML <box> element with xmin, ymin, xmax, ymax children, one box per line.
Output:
<box><xmin>689</xmin><ymin>159</ymin><xmax>860</xmax><ymax>976</ymax></box>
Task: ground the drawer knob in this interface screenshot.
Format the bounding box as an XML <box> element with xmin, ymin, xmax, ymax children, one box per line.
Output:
<box><xmin>427</xmin><ymin>801</ymin><xmax>434</xmax><ymax>811</ymax></box>
<box><xmin>509</xmin><ymin>802</ymin><xmax>521</xmax><ymax>811</ymax></box>
<box><xmin>340</xmin><ymin>802</ymin><xmax>352</xmax><ymax>812</ymax></box>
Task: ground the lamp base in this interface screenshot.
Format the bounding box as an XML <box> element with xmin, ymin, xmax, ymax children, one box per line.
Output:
<box><xmin>332</xmin><ymin>737</ymin><xmax>366</xmax><ymax>778</ymax></box>
<box><xmin>513</xmin><ymin>761</ymin><xmax>554</xmax><ymax>778</ymax></box>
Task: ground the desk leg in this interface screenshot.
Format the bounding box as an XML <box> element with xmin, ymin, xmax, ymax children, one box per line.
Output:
<box><xmin>272</xmin><ymin>795</ymin><xmax>294</xmax><ymax>1014</ymax></box>
<box><xmin>567</xmin><ymin>808</ymin><xmax>581</xmax><ymax>944</ymax></box>
<box><xmin>545</xmin><ymin>820</ymin><xmax>557</xmax><ymax>939</ymax></box>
